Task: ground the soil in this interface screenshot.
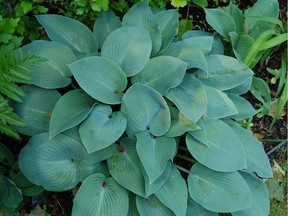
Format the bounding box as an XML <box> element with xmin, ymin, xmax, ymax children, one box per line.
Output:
<box><xmin>1</xmin><ymin>0</ymin><xmax>287</xmax><ymax>215</ymax></box>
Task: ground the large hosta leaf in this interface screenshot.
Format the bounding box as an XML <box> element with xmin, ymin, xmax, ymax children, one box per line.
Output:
<box><xmin>136</xmin><ymin>194</ymin><xmax>174</xmax><ymax>216</ymax></box>
<box><xmin>186</xmin><ymin>118</ymin><xmax>247</xmax><ymax>172</ymax></box>
<box><xmin>72</xmin><ymin>173</ymin><xmax>129</xmax><ymax>216</ymax></box>
<box><xmin>182</xmin><ymin>30</ymin><xmax>224</xmax><ymax>55</ymax></box>
<box><xmin>10</xmin><ymin>85</ymin><xmax>61</xmax><ymax>136</ymax></box>
<box><xmin>69</xmin><ymin>56</ymin><xmax>127</xmax><ymax>104</ymax></box>
<box><xmin>155</xmin><ymin>166</ymin><xmax>188</xmax><ymax>216</ymax></box>
<box><xmin>107</xmin><ymin>137</ymin><xmax>145</xmax><ymax>197</ymax></box>
<box><xmin>143</xmin><ymin>161</ymin><xmax>172</xmax><ymax>197</ymax></box>
<box><xmin>93</xmin><ymin>11</ymin><xmax>122</xmax><ymax>49</ymax></box>
<box><xmin>36</xmin><ymin>14</ymin><xmax>98</xmax><ymax>54</ymax></box>
<box><xmin>232</xmin><ymin>172</ymin><xmax>270</xmax><ymax>216</ymax></box>
<box><xmin>165</xmin><ymin>73</ymin><xmax>207</xmax><ymax>123</ymax></box>
<box><xmin>228</xmin><ymin>94</ymin><xmax>256</xmax><ymax>121</ymax></box>
<box><xmin>21</xmin><ymin>40</ymin><xmax>77</xmax><ymax>89</ymax></box>
<box><xmin>122</xmin><ymin>0</ymin><xmax>161</xmax><ymax>56</ymax></box>
<box><xmin>155</xmin><ymin>9</ymin><xmax>179</xmax><ymax>53</ymax></box>
<box><xmin>121</xmin><ymin>83</ymin><xmax>170</xmax><ymax>137</ymax></box>
<box><xmin>0</xmin><ymin>176</ymin><xmax>22</xmax><ymax>209</ymax></box>
<box><xmin>205</xmin><ymin>8</ymin><xmax>236</xmax><ymax>38</ymax></box>
<box><xmin>231</xmin><ymin>125</ymin><xmax>272</xmax><ymax>178</ymax></box>
<box><xmin>131</xmin><ymin>56</ymin><xmax>187</xmax><ymax>95</ymax></box>
<box><xmin>101</xmin><ymin>27</ymin><xmax>152</xmax><ymax>77</ymax></box>
<box><xmin>19</xmin><ymin>133</ymin><xmax>86</xmax><ymax>191</ymax></box>
<box><xmin>136</xmin><ymin>131</ymin><xmax>176</xmax><ymax>183</ymax></box>
<box><xmin>188</xmin><ymin>163</ymin><xmax>252</xmax><ymax>212</ymax></box>
<box><xmin>204</xmin><ymin>85</ymin><xmax>238</xmax><ymax>118</ymax></box>
<box><xmin>195</xmin><ymin>54</ymin><xmax>254</xmax><ymax>91</ymax></box>
<box><xmin>165</xmin><ymin>106</ymin><xmax>200</xmax><ymax>138</ymax></box>
<box><xmin>186</xmin><ymin>197</ymin><xmax>217</xmax><ymax>216</ymax></box>
<box><xmin>49</xmin><ymin>90</ymin><xmax>96</xmax><ymax>139</ymax></box>
<box><xmin>79</xmin><ymin>104</ymin><xmax>127</xmax><ymax>153</ymax></box>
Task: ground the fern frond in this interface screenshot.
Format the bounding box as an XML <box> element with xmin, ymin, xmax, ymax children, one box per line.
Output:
<box><xmin>0</xmin><ymin>81</ymin><xmax>24</xmax><ymax>102</ymax></box>
<box><xmin>0</xmin><ymin>124</ymin><xmax>21</xmax><ymax>140</ymax></box>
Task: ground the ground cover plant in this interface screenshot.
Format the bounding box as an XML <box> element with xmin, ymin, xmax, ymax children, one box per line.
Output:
<box><xmin>3</xmin><ymin>0</ymin><xmax>277</xmax><ymax>215</ymax></box>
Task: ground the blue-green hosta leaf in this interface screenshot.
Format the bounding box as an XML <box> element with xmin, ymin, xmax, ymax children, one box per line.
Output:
<box><xmin>186</xmin><ymin>196</ymin><xmax>217</xmax><ymax>216</ymax></box>
<box><xmin>182</xmin><ymin>30</ymin><xmax>224</xmax><ymax>55</ymax></box>
<box><xmin>186</xmin><ymin>118</ymin><xmax>247</xmax><ymax>172</ymax></box>
<box><xmin>195</xmin><ymin>54</ymin><xmax>254</xmax><ymax>91</ymax></box>
<box><xmin>72</xmin><ymin>173</ymin><xmax>129</xmax><ymax>216</ymax></box>
<box><xmin>155</xmin><ymin>10</ymin><xmax>179</xmax><ymax>53</ymax></box>
<box><xmin>121</xmin><ymin>83</ymin><xmax>170</xmax><ymax>137</ymax></box>
<box><xmin>165</xmin><ymin>106</ymin><xmax>200</xmax><ymax>138</ymax></box>
<box><xmin>229</xmin><ymin>32</ymin><xmax>254</xmax><ymax>62</ymax></box>
<box><xmin>228</xmin><ymin>94</ymin><xmax>257</xmax><ymax>121</ymax></box>
<box><xmin>11</xmin><ymin>85</ymin><xmax>61</xmax><ymax>136</ymax></box>
<box><xmin>21</xmin><ymin>40</ymin><xmax>77</xmax><ymax>89</ymax></box>
<box><xmin>49</xmin><ymin>90</ymin><xmax>97</xmax><ymax>139</ymax></box>
<box><xmin>245</xmin><ymin>0</ymin><xmax>279</xmax><ymax>39</ymax></box>
<box><xmin>0</xmin><ymin>176</ymin><xmax>22</xmax><ymax>209</ymax></box>
<box><xmin>155</xmin><ymin>166</ymin><xmax>188</xmax><ymax>216</ymax></box>
<box><xmin>232</xmin><ymin>172</ymin><xmax>270</xmax><ymax>216</ymax></box>
<box><xmin>93</xmin><ymin>11</ymin><xmax>121</xmax><ymax>49</ymax></box>
<box><xmin>136</xmin><ymin>131</ymin><xmax>176</xmax><ymax>183</ymax></box>
<box><xmin>131</xmin><ymin>56</ymin><xmax>187</xmax><ymax>95</ymax></box>
<box><xmin>142</xmin><ymin>161</ymin><xmax>172</xmax><ymax>198</ymax></box>
<box><xmin>19</xmin><ymin>133</ymin><xmax>86</xmax><ymax>191</ymax></box>
<box><xmin>187</xmin><ymin>118</ymin><xmax>208</xmax><ymax>146</ymax></box>
<box><xmin>136</xmin><ymin>194</ymin><xmax>174</xmax><ymax>216</ymax></box>
<box><xmin>188</xmin><ymin>163</ymin><xmax>252</xmax><ymax>212</ymax></box>
<box><xmin>162</xmin><ymin>44</ymin><xmax>208</xmax><ymax>71</ymax></box>
<box><xmin>204</xmin><ymin>85</ymin><xmax>238</xmax><ymax>119</ymax></box>
<box><xmin>36</xmin><ymin>14</ymin><xmax>98</xmax><ymax>54</ymax></box>
<box><xmin>165</xmin><ymin>73</ymin><xmax>207</xmax><ymax>123</ymax></box>
<box><xmin>107</xmin><ymin>137</ymin><xmax>145</xmax><ymax>197</ymax></box>
<box><xmin>79</xmin><ymin>105</ymin><xmax>127</xmax><ymax>153</ymax></box>
<box><xmin>69</xmin><ymin>56</ymin><xmax>127</xmax><ymax>104</ymax></box>
<box><xmin>231</xmin><ymin>125</ymin><xmax>272</xmax><ymax>178</ymax></box>
<box><xmin>225</xmin><ymin>76</ymin><xmax>253</xmax><ymax>95</ymax></box>
<box><xmin>224</xmin><ymin>2</ymin><xmax>244</xmax><ymax>33</ymax></box>
<box><xmin>78</xmin><ymin>161</ymin><xmax>109</xmax><ymax>182</ymax></box>
<box><xmin>101</xmin><ymin>27</ymin><xmax>152</xmax><ymax>77</ymax></box>
<box><xmin>250</xmin><ymin>77</ymin><xmax>271</xmax><ymax>109</ymax></box>
<box><xmin>122</xmin><ymin>0</ymin><xmax>161</xmax><ymax>56</ymax></box>
<box><xmin>205</xmin><ymin>8</ymin><xmax>236</xmax><ymax>38</ymax></box>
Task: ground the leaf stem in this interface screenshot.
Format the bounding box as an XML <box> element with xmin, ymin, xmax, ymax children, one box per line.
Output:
<box><xmin>176</xmin><ymin>154</ymin><xmax>197</xmax><ymax>164</ymax></box>
<box><xmin>174</xmin><ymin>164</ymin><xmax>190</xmax><ymax>174</ymax></box>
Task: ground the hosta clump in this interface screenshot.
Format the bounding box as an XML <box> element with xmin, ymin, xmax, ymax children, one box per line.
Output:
<box><xmin>12</xmin><ymin>1</ymin><xmax>272</xmax><ymax>215</ymax></box>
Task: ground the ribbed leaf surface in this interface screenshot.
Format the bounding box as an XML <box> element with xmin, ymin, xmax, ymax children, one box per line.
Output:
<box><xmin>107</xmin><ymin>137</ymin><xmax>145</xmax><ymax>197</ymax></box>
<box><xmin>155</xmin><ymin>166</ymin><xmax>188</xmax><ymax>216</ymax></box>
<box><xmin>11</xmin><ymin>85</ymin><xmax>61</xmax><ymax>136</ymax></box>
<box><xmin>21</xmin><ymin>40</ymin><xmax>76</xmax><ymax>88</ymax></box>
<box><xmin>93</xmin><ymin>11</ymin><xmax>122</xmax><ymax>48</ymax></box>
<box><xmin>231</xmin><ymin>125</ymin><xmax>272</xmax><ymax>178</ymax></box>
<box><xmin>228</xmin><ymin>94</ymin><xmax>256</xmax><ymax>121</ymax></box>
<box><xmin>49</xmin><ymin>89</ymin><xmax>96</xmax><ymax>139</ymax></box>
<box><xmin>72</xmin><ymin>173</ymin><xmax>129</xmax><ymax>216</ymax></box>
<box><xmin>69</xmin><ymin>56</ymin><xmax>127</xmax><ymax>104</ymax></box>
<box><xmin>136</xmin><ymin>131</ymin><xmax>176</xmax><ymax>183</ymax></box>
<box><xmin>101</xmin><ymin>27</ymin><xmax>152</xmax><ymax>76</ymax></box>
<box><xmin>188</xmin><ymin>163</ymin><xmax>252</xmax><ymax>212</ymax></box>
<box><xmin>36</xmin><ymin>14</ymin><xmax>98</xmax><ymax>53</ymax></box>
<box><xmin>79</xmin><ymin>105</ymin><xmax>127</xmax><ymax>153</ymax></box>
<box><xmin>165</xmin><ymin>73</ymin><xmax>207</xmax><ymax>123</ymax></box>
<box><xmin>186</xmin><ymin>197</ymin><xmax>217</xmax><ymax>216</ymax></box>
<box><xmin>186</xmin><ymin>118</ymin><xmax>247</xmax><ymax>172</ymax></box>
<box><xmin>122</xmin><ymin>0</ymin><xmax>161</xmax><ymax>56</ymax></box>
<box><xmin>132</xmin><ymin>56</ymin><xmax>187</xmax><ymax>95</ymax></box>
<box><xmin>121</xmin><ymin>83</ymin><xmax>170</xmax><ymax>137</ymax></box>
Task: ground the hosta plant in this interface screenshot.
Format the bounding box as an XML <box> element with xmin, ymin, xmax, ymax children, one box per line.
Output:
<box><xmin>12</xmin><ymin>1</ymin><xmax>272</xmax><ymax>215</ymax></box>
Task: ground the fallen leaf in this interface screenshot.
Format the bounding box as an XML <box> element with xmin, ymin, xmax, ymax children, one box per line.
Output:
<box><xmin>253</xmin><ymin>133</ymin><xmax>265</xmax><ymax>140</ymax></box>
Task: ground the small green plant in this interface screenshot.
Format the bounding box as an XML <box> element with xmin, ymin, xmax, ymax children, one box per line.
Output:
<box><xmin>12</xmin><ymin>1</ymin><xmax>273</xmax><ymax>215</ymax></box>
<box><xmin>0</xmin><ymin>49</ymin><xmax>46</xmax><ymax>139</ymax></box>
<box><xmin>0</xmin><ymin>143</ymin><xmax>43</xmax><ymax>215</ymax></box>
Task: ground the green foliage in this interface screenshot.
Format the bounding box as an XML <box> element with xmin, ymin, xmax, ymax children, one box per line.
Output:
<box><xmin>11</xmin><ymin>1</ymin><xmax>273</xmax><ymax>215</ymax></box>
<box><xmin>0</xmin><ymin>143</ymin><xmax>43</xmax><ymax>215</ymax></box>
<box><xmin>0</xmin><ymin>50</ymin><xmax>46</xmax><ymax>139</ymax></box>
